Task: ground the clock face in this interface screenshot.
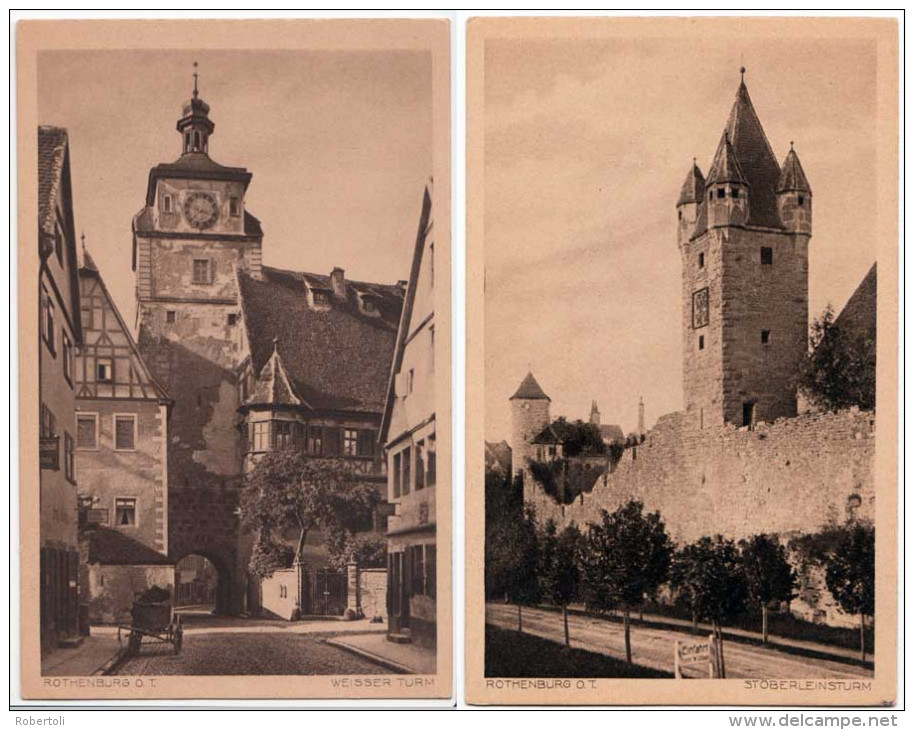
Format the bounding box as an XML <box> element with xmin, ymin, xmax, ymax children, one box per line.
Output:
<box><xmin>183</xmin><ymin>192</ymin><xmax>219</xmax><ymax>230</ymax></box>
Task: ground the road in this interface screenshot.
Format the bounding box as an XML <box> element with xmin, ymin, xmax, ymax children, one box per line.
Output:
<box><xmin>114</xmin><ymin>612</ymin><xmax>389</xmax><ymax>676</ymax></box>
<box><xmin>486</xmin><ymin>604</ymin><xmax>874</xmax><ymax>680</ymax></box>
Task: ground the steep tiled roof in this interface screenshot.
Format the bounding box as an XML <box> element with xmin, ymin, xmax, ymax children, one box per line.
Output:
<box><xmin>484</xmin><ymin>440</ymin><xmax>513</xmax><ymax>475</ymax></box>
<box><xmin>834</xmin><ymin>263</ymin><xmax>877</xmax><ymax>345</ymax></box>
<box><xmin>598</xmin><ymin>424</ymin><xmax>624</xmax><ymax>444</ymax></box>
<box><xmin>86</xmin><ymin>527</ymin><xmax>173</xmax><ymax>566</ymax></box>
<box><xmin>677</xmin><ymin>161</ymin><xmax>706</xmax><ymax>206</ymax></box>
<box><xmin>706</xmin><ymin>131</ymin><xmax>747</xmax><ymax>186</ymax></box>
<box><xmin>510</xmin><ymin>372</ymin><xmax>550</xmax><ymax>401</ymax></box>
<box><xmin>144</xmin><ymin>152</ymin><xmax>252</xmax><ymax>206</ymax></box>
<box><xmin>38</xmin><ymin>126</ymin><xmax>68</xmax><ymax>235</ymax></box>
<box><xmin>723</xmin><ymin>80</ymin><xmax>784</xmax><ymax>228</ymax></box>
<box><xmin>778</xmin><ymin>147</ymin><xmax>812</xmax><ymax>194</ymax></box>
<box><xmin>244</xmin><ymin>341</ymin><xmax>309</xmax><ymax>408</ymax></box>
<box><xmin>238</xmin><ymin>266</ymin><xmax>403</xmax><ymax>413</ymax></box>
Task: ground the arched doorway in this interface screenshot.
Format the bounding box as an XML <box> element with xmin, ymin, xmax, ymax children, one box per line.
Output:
<box><xmin>174</xmin><ymin>554</ymin><xmax>221</xmax><ymax>614</ymax></box>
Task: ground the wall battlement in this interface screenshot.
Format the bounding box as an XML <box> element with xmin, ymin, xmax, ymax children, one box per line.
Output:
<box><xmin>527</xmin><ymin>407</ymin><xmax>875</xmax><ymax>545</ymax></box>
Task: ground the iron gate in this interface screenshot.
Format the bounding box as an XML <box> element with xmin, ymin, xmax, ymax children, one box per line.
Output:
<box><xmin>302</xmin><ymin>569</ymin><xmax>347</xmax><ymax>616</ymax></box>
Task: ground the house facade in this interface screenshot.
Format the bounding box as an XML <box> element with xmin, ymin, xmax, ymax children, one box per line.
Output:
<box><xmin>38</xmin><ymin>126</ymin><xmax>84</xmax><ymax>651</ymax></box>
<box><xmin>75</xmin><ymin>250</ymin><xmax>174</xmax><ymax>625</ymax></box>
<box><xmin>380</xmin><ymin>185</ymin><xmax>438</xmax><ymax>649</ymax></box>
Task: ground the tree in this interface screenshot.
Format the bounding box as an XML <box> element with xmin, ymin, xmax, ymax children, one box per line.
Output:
<box><xmin>240</xmin><ymin>452</ymin><xmax>378</xmax><ymax>575</ymax></box>
<box><xmin>327</xmin><ymin>532</ymin><xmax>388</xmax><ymax>571</ymax></box>
<box><xmin>740</xmin><ymin>534</ymin><xmax>797</xmax><ymax>645</ymax></box>
<box><xmin>539</xmin><ymin>520</ymin><xmax>583</xmax><ymax>646</ymax></box>
<box><xmin>824</xmin><ymin>524</ymin><xmax>875</xmax><ymax>664</ymax></box>
<box><xmin>797</xmin><ymin>304</ymin><xmax>876</xmax><ymax>412</ymax></box>
<box><xmin>671</xmin><ymin>535</ymin><xmax>748</xmax><ymax>678</ymax></box>
<box><xmin>486</xmin><ymin>502</ymin><xmax>541</xmax><ymax>632</ymax></box>
<box><xmin>580</xmin><ymin>501</ymin><xmax>674</xmax><ymax>664</ymax></box>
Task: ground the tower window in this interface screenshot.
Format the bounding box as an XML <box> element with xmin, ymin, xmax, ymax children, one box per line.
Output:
<box><xmin>193</xmin><ymin>131</ymin><xmax>201</xmax><ymax>150</ymax></box>
<box><xmin>192</xmin><ymin>259</ymin><xmax>212</xmax><ymax>284</ymax></box>
<box><xmin>742</xmin><ymin>402</ymin><xmax>756</xmax><ymax>430</ymax></box>
<box><xmin>698</xmin><ymin>252</ymin><xmax>705</xmax><ymax>269</ymax></box>
<box><xmin>798</xmin><ymin>195</ymin><xmax>805</xmax><ymax>206</ymax></box>
<box><xmin>761</xmin><ymin>329</ymin><xmax>771</xmax><ymax>344</ymax></box>
<box><xmin>162</xmin><ymin>194</ymin><xmax>173</xmax><ymax>213</ymax></box>
<box><xmin>731</xmin><ymin>186</ymin><xmax>740</xmax><ymax>199</ymax></box>
<box><xmin>709</xmin><ymin>191</ymin><xmax>713</xmax><ymax>201</ymax></box>
<box><xmin>184</xmin><ymin>132</ymin><xmax>191</xmax><ymax>152</ymax></box>
<box><xmin>698</xmin><ymin>335</ymin><xmax>705</xmax><ymax>350</ymax></box>
<box><xmin>229</xmin><ymin>197</ymin><xmax>241</xmax><ymax>217</ymax></box>
<box><xmin>227</xmin><ymin>313</ymin><xmax>237</xmax><ymax>326</ymax></box>
<box><xmin>166</xmin><ymin>310</ymin><xmax>176</xmax><ymax>324</ymax></box>
<box><xmin>678</xmin><ymin>210</ymin><xmax>682</xmax><ymax>220</ymax></box>
<box><xmin>717</xmin><ymin>188</ymin><xmax>726</xmax><ymax>199</ymax></box>
<box><xmin>760</xmin><ymin>247</ymin><xmax>773</xmax><ymax>265</ymax></box>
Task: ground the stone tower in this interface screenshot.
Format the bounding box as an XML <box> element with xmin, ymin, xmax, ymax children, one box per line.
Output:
<box><xmin>509</xmin><ymin>372</ymin><xmax>551</xmax><ymax>480</ymax></box>
<box><xmin>132</xmin><ymin>71</ymin><xmax>263</xmax><ymax>613</ymax></box>
<box><xmin>676</xmin><ymin>71</ymin><xmax>811</xmax><ymax>428</ymax></box>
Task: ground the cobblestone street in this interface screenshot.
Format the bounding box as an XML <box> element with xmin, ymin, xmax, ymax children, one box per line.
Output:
<box><xmin>115</xmin><ymin>631</ymin><xmax>390</xmax><ymax>676</ymax></box>
<box><xmin>113</xmin><ymin>613</ymin><xmax>391</xmax><ymax>676</ymax></box>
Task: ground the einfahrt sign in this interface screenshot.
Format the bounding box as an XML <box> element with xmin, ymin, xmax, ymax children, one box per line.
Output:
<box><xmin>674</xmin><ymin>635</ymin><xmax>716</xmax><ymax>678</ymax></box>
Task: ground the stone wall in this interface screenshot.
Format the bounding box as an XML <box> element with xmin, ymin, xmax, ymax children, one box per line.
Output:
<box><xmin>528</xmin><ymin>407</ymin><xmax>875</xmax><ymax>545</ymax></box>
<box><xmin>260</xmin><ymin>568</ymin><xmax>298</xmax><ymax>620</ymax></box>
<box><xmin>358</xmin><ymin>567</ymin><xmax>388</xmax><ymax>621</ymax></box>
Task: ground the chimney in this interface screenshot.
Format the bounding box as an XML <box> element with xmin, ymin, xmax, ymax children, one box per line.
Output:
<box><xmin>330</xmin><ymin>267</ymin><xmax>346</xmax><ymax>298</ymax></box>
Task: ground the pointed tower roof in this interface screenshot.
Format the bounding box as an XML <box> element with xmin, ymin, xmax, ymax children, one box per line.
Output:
<box><xmin>510</xmin><ymin>371</ymin><xmax>550</xmax><ymax>401</ymax></box>
<box><xmin>778</xmin><ymin>144</ymin><xmax>812</xmax><ymax>194</ymax></box>
<box><xmin>719</xmin><ymin>71</ymin><xmax>784</xmax><ymax>227</ymax></box>
<box><xmin>706</xmin><ymin>131</ymin><xmax>748</xmax><ymax>187</ymax></box>
<box><xmin>244</xmin><ymin>339</ymin><xmax>311</xmax><ymax>409</ymax></box>
<box><xmin>677</xmin><ymin>160</ymin><xmax>706</xmax><ymax>206</ymax></box>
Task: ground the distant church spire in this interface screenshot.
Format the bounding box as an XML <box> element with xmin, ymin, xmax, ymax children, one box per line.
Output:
<box><xmin>638</xmin><ymin>396</ymin><xmax>645</xmax><ymax>436</ymax></box>
<box><xmin>590</xmin><ymin>399</ymin><xmax>601</xmax><ymax>425</ymax></box>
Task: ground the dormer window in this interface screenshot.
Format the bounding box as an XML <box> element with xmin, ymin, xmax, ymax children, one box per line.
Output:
<box><xmin>313</xmin><ymin>291</ymin><xmax>329</xmax><ymax>306</ymax></box>
<box><xmin>731</xmin><ymin>186</ymin><xmax>740</xmax><ymax>199</ymax></box>
<box><xmin>716</xmin><ymin>188</ymin><xmax>726</xmax><ymax>199</ymax></box>
<box><xmin>363</xmin><ymin>300</ymin><xmax>376</xmax><ymax>313</ymax></box>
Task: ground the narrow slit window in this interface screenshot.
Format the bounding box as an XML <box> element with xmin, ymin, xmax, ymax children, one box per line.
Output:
<box><xmin>698</xmin><ymin>335</ymin><xmax>705</xmax><ymax>350</ymax></box>
<box><xmin>761</xmin><ymin>329</ymin><xmax>771</xmax><ymax>344</ymax></box>
<box><xmin>698</xmin><ymin>252</ymin><xmax>705</xmax><ymax>269</ymax></box>
<box><xmin>761</xmin><ymin>247</ymin><xmax>774</xmax><ymax>266</ymax></box>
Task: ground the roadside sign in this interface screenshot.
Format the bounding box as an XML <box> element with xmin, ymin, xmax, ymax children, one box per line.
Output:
<box><xmin>674</xmin><ymin>635</ymin><xmax>716</xmax><ymax>678</ymax></box>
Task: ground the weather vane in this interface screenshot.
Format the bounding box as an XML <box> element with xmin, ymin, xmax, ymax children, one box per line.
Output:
<box><xmin>193</xmin><ymin>61</ymin><xmax>199</xmax><ymax>98</ymax></box>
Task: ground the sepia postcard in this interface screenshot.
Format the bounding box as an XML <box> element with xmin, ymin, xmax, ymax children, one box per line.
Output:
<box><xmin>466</xmin><ymin>17</ymin><xmax>898</xmax><ymax>705</ymax></box>
<box><xmin>17</xmin><ymin>19</ymin><xmax>451</xmax><ymax>700</ymax></box>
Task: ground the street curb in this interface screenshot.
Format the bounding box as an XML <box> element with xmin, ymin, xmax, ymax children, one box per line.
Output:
<box><xmin>96</xmin><ymin>644</ymin><xmax>131</xmax><ymax>676</ymax></box>
<box><xmin>323</xmin><ymin>638</ymin><xmax>415</xmax><ymax>675</ymax></box>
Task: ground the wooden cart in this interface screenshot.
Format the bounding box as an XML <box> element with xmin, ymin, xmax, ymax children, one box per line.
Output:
<box><xmin>118</xmin><ymin>600</ymin><xmax>183</xmax><ymax>656</ymax></box>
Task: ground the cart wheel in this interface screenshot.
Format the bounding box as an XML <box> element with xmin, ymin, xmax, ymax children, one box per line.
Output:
<box><xmin>174</xmin><ymin>626</ymin><xmax>183</xmax><ymax>655</ymax></box>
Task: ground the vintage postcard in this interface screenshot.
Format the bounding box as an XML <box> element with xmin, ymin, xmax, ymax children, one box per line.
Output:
<box><xmin>18</xmin><ymin>19</ymin><xmax>451</xmax><ymax>700</ymax></box>
<box><xmin>466</xmin><ymin>17</ymin><xmax>898</xmax><ymax>705</ymax></box>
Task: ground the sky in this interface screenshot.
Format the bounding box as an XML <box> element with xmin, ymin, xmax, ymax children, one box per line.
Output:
<box><xmin>484</xmin><ymin>36</ymin><xmax>880</xmax><ymax>440</ymax></box>
<box><xmin>38</xmin><ymin>49</ymin><xmax>432</xmax><ymax>324</ymax></box>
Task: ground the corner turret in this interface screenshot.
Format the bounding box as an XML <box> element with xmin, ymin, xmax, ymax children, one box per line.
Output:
<box><xmin>676</xmin><ymin>159</ymin><xmax>705</xmax><ymax>247</ymax></box>
<box><xmin>777</xmin><ymin>143</ymin><xmax>812</xmax><ymax>236</ymax></box>
<box><xmin>509</xmin><ymin>371</ymin><xmax>551</xmax><ymax>479</ymax></box>
<box><xmin>706</xmin><ymin>131</ymin><xmax>749</xmax><ymax>228</ymax></box>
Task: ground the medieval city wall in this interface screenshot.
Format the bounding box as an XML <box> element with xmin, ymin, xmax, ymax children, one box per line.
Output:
<box><xmin>527</xmin><ymin>407</ymin><xmax>875</xmax><ymax>545</ymax></box>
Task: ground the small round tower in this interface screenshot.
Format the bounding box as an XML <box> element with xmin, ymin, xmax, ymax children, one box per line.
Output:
<box><xmin>509</xmin><ymin>371</ymin><xmax>551</xmax><ymax>478</ymax></box>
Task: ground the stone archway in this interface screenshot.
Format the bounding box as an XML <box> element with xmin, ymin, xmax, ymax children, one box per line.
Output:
<box><xmin>173</xmin><ymin>550</ymin><xmax>235</xmax><ymax>616</ymax></box>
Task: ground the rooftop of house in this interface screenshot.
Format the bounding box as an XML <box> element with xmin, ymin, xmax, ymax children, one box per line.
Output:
<box><xmin>238</xmin><ymin>265</ymin><xmax>404</xmax><ymax>414</ymax></box>
<box><xmin>85</xmin><ymin>527</ymin><xmax>174</xmax><ymax>566</ymax></box>
<box><xmin>38</xmin><ymin>126</ymin><xmax>69</xmax><ymax>236</ymax></box>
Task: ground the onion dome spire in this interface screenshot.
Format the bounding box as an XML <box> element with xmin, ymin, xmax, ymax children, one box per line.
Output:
<box><xmin>177</xmin><ymin>61</ymin><xmax>215</xmax><ymax>155</ymax></box>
